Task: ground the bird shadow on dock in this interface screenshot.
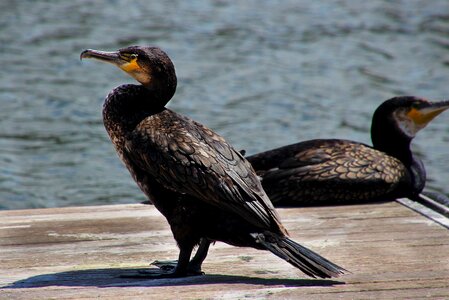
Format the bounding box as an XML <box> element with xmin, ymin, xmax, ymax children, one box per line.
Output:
<box><xmin>4</xmin><ymin>267</ymin><xmax>344</xmax><ymax>289</ymax></box>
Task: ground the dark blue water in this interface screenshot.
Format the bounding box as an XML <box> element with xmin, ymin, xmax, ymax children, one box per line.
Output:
<box><xmin>1</xmin><ymin>0</ymin><xmax>449</xmax><ymax>209</ymax></box>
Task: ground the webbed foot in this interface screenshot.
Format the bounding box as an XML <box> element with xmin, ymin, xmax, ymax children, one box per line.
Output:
<box><xmin>151</xmin><ymin>260</ymin><xmax>178</xmax><ymax>272</ymax></box>
<box><xmin>151</xmin><ymin>260</ymin><xmax>204</xmax><ymax>275</ymax></box>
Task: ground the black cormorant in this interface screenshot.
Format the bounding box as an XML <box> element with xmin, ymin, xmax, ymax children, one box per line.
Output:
<box><xmin>80</xmin><ymin>46</ymin><xmax>346</xmax><ymax>278</ymax></box>
<box><xmin>246</xmin><ymin>96</ymin><xmax>449</xmax><ymax>206</ymax></box>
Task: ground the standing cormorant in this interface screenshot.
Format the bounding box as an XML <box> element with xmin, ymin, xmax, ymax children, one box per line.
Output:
<box><xmin>246</xmin><ymin>97</ymin><xmax>449</xmax><ymax>206</ymax></box>
<box><xmin>80</xmin><ymin>46</ymin><xmax>346</xmax><ymax>278</ymax></box>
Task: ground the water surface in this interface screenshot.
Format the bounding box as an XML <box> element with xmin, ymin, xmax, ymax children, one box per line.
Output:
<box><xmin>1</xmin><ymin>1</ymin><xmax>449</xmax><ymax>209</ymax></box>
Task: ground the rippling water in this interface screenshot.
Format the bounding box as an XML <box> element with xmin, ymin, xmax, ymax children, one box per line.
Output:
<box><xmin>1</xmin><ymin>0</ymin><xmax>449</xmax><ymax>210</ymax></box>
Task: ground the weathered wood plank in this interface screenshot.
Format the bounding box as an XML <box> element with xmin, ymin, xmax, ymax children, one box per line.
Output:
<box><xmin>0</xmin><ymin>201</ymin><xmax>448</xmax><ymax>299</ymax></box>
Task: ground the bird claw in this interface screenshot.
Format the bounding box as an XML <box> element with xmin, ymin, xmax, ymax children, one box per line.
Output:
<box><xmin>151</xmin><ymin>259</ymin><xmax>205</xmax><ymax>276</ymax></box>
<box><xmin>151</xmin><ymin>259</ymin><xmax>178</xmax><ymax>271</ymax></box>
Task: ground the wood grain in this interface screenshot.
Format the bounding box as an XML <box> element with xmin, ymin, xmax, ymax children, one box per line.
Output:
<box><xmin>1</xmin><ymin>201</ymin><xmax>448</xmax><ymax>299</ymax></box>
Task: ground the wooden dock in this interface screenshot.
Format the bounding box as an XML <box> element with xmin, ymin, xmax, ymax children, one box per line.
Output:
<box><xmin>1</xmin><ymin>201</ymin><xmax>448</xmax><ymax>299</ymax></box>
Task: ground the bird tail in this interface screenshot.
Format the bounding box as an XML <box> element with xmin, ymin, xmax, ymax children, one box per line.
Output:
<box><xmin>251</xmin><ymin>232</ymin><xmax>347</xmax><ymax>278</ymax></box>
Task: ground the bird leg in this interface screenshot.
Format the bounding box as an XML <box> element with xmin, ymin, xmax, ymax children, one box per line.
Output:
<box><xmin>151</xmin><ymin>238</ymin><xmax>211</xmax><ymax>274</ymax></box>
<box><xmin>186</xmin><ymin>238</ymin><xmax>211</xmax><ymax>273</ymax></box>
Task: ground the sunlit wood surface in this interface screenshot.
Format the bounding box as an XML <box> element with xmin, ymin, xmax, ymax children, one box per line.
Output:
<box><xmin>1</xmin><ymin>201</ymin><xmax>448</xmax><ymax>299</ymax></box>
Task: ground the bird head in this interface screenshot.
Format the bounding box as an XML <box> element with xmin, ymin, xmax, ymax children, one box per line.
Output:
<box><xmin>80</xmin><ymin>46</ymin><xmax>177</xmax><ymax>98</ymax></box>
<box><xmin>371</xmin><ymin>96</ymin><xmax>449</xmax><ymax>156</ymax></box>
<box><xmin>386</xmin><ymin>97</ymin><xmax>449</xmax><ymax>138</ymax></box>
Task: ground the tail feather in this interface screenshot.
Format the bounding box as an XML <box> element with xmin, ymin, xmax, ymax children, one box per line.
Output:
<box><xmin>251</xmin><ymin>232</ymin><xmax>347</xmax><ymax>278</ymax></box>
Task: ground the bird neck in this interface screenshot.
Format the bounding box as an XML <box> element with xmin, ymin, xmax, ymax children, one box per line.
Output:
<box><xmin>371</xmin><ymin>109</ymin><xmax>415</xmax><ymax>165</ymax></box>
<box><xmin>372</xmin><ymin>134</ymin><xmax>413</xmax><ymax>165</ymax></box>
<box><xmin>142</xmin><ymin>75</ymin><xmax>177</xmax><ymax>107</ymax></box>
<box><xmin>371</xmin><ymin>123</ymin><xmax>426</xmax><ymax>195</ymax></box>
<box><xmin>408</xmin><ymin>156</ymin><xmax>426</xmax><ymax>195</ymax></box>
<box><xmin>103</xmin><ymin>84</ymin><xmax>166</xmax><ymax>137</ymax></box>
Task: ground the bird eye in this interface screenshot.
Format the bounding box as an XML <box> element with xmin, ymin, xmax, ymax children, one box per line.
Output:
<box><xmin>411</xmin><ymin>101</ymin><xmax>424</xmax><ymax>109</ymax></box>
<box><xmin>121</xmin><ymin>53</ymin><xmax>138</xmax><ymax>60</ymax></box>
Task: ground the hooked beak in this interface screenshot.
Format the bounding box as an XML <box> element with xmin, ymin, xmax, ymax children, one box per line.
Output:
<box><xmin>407</xmin><ymin>100</ymin><xmax>449</xmax><ymax>126</ymax></box>
<box><xmin>80</xmin><ymin>48</ymin><xmax>147</xmax><ymax>84</ymax></box>
<box><xmin>80</xmin><ymin>49</ymin><xmax>126</xmax><ymax>66</ymax></box>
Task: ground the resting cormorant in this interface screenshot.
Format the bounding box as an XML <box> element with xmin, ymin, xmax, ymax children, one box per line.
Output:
<box><xmin>80</xmin><ymin>46</ymin><xmax>346</xmax><ymax>278</ymax></box>
<box><xmin>246</xmin><ymin>97</ymin><xmax>449</xmax><ymax>206</ymax></box>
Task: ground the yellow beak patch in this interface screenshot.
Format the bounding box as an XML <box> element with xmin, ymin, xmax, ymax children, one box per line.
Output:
<box><xmin>120</xmin><ymin>58</ymin><xmax>140</xmax><ymax>73</ymax></box>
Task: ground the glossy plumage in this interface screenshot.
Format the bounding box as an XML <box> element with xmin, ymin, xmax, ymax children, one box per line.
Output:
<box><xmin>248</xmin><ymin>139</ymin><xmax>408</xmax><ymax>205</ymax></box>
<box><xmin>81</xmin><ymin>46</ymin><xmax>345</xmax><ymax>278</ymax></box>
<box><xmin>247</xmin><ymin>97</ymin><xmax>449</xmax><ymax>206</ymax></box>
